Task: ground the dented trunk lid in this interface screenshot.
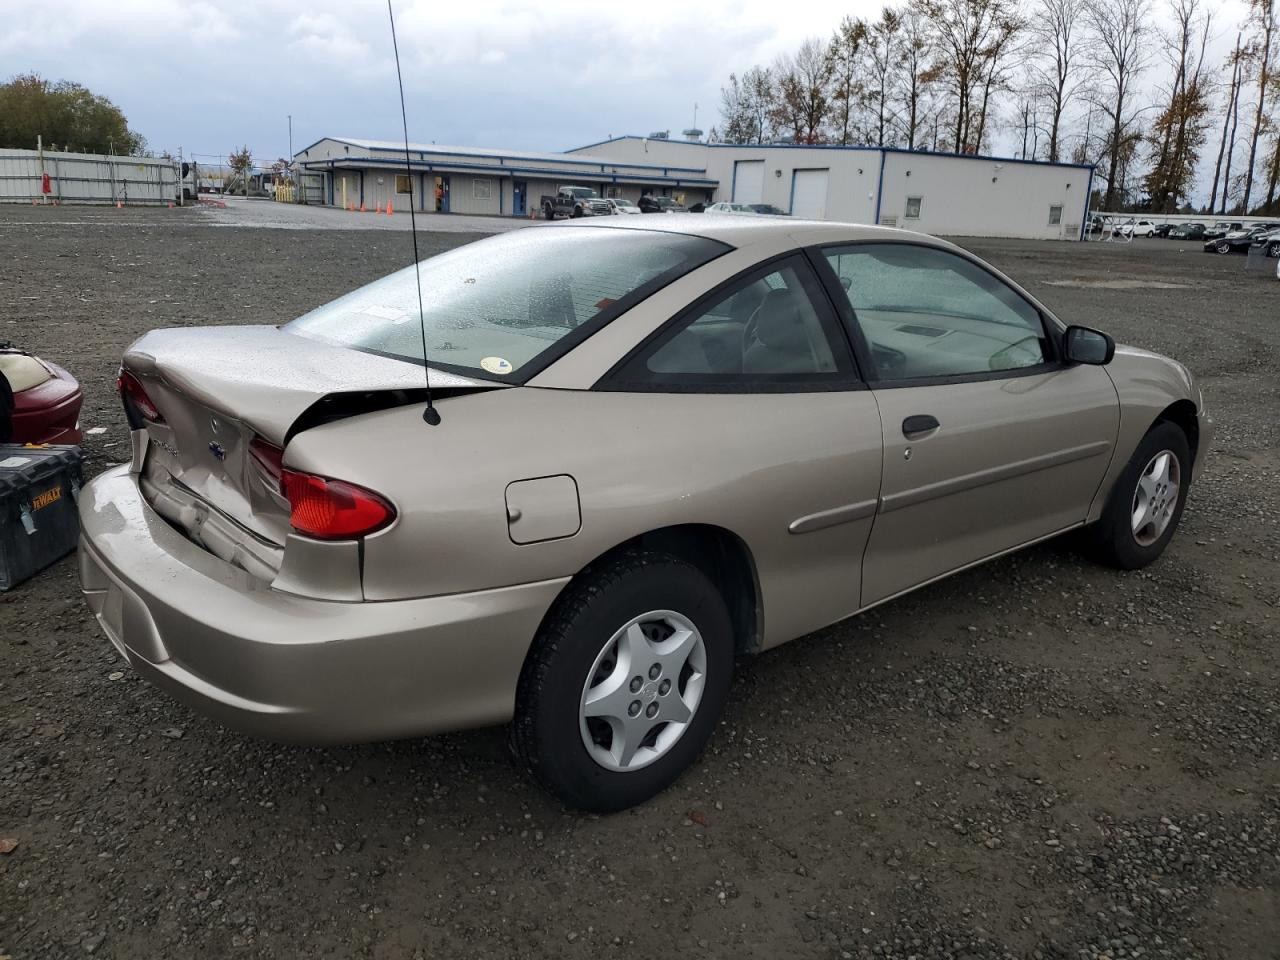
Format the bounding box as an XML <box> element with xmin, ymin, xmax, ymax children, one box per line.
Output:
<box><xmin>122</xmin><ymin>325</ymin><xmax>497</xmax><ymax>580</ymax></box>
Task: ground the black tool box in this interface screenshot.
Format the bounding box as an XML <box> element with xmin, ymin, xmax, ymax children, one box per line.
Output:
<box><xmin>0</xmin><ymin>444</ymin><xmax>85</xmax><ymax>591</ymax></box>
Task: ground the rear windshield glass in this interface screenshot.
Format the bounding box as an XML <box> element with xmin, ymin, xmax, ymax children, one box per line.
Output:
<box><xmin>287</xmin><ymin>228</ymin><xmax>725</xmax><ymax>381</ymax></box>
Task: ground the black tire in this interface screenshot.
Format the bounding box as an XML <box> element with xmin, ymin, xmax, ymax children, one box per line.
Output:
<box><xmin>571</xmin><ymin>205</ymin><xmax>582</xmax><ymax>218</ymax></box>
<box><xmin>1085</xmin><ymin>421</ymin><xmax>1191</xmax><ymax>570</ymax></box>
<box><xmin>511</xmin><ymin>550</ymin><xmax>734</xmax><ymax>812</ymax></box>
<box><xmin>1268</xmin><ymin>241</ymin><xmax>1280</xmax><ymax>258</ymax></box>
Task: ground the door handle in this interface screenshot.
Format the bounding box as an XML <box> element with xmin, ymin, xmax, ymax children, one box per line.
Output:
<box><xmin>902</xmin><ymin>414</ymin><xmax>940</xmax><ymax>439</ymax></box>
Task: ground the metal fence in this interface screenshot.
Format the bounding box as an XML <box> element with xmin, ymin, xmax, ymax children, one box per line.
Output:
<box><xmin>0</xmin><ymin>148</ymin><xmax>180</xmax><ymax>205</ymax></box>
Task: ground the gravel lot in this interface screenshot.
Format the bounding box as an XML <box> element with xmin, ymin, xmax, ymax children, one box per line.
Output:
<box><xmin>1</xmin><ymin>205</ymin><xmax>1276</xmax><ymax>960</ymax></box>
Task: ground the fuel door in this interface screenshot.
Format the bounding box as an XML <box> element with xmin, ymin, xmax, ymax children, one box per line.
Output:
<box><xmin>505</xmin><ymin>475</ymin><xmax>581</xmax><ymax>545</ymax></box>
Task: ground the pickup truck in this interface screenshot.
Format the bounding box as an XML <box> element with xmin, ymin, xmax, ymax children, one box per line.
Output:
<box><xmin>542</xmin><ymin>185</ymin><xmax>611</xmax><ymax>219</ymax></box>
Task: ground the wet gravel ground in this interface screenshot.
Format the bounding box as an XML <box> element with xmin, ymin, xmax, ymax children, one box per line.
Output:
<box><xmin>1</xmin><ymin>205</ymin><xmax>1276</xmax><ymax>960</ymax></box>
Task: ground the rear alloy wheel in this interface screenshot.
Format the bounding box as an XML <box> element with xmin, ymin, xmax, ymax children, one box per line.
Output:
<box><xmin>511</xmin><ymin>551</ymin><xmax>733</xmax><ymax>812</ymax></box>
<box><xmin>1268</xmin><ymin>241</ymin><xmax>1280</xmax><ymax>257</ymax></box>
<box><xmin>1216</xmin><ymin>240</ymin><xmax>1232</xmax><ymax>254</ymax></box>
<box><xmin>1085</xmin><ymin>420</ymin><xmax>1191</xmax><ymax>570</ymax></box>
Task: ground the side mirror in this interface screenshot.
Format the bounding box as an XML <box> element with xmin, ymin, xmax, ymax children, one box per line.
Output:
<box><xmin>1064</xmin><ymin>325</ymin><xmax>1115</xmax><ymax>365</ymax></box>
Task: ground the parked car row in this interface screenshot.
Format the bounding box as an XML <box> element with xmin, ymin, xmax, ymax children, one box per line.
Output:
<box><xmin>1090</xmin><ymin>215</ymin><xmax>1280</xmax><ymax>255</ymax></box>
<box><xmin>541</xmin><ymin>187</ymin><xmax>800</xmax><ymax>219</ymax></box>
<box><xmin>1202</xmin><ymin>222</ymin><xmax>1280</xmax><ymax>255</ymax></box>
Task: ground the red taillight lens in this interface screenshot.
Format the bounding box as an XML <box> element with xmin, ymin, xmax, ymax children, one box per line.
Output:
<box><xmin>248</xmin><ymin>436</ymin><xmax>284</xmax><ymax>488</ymax></box>
<box><xmin>116</xmin><ymin>369</ymin><xmax>164</xmax><ymax>423</ymax></box>
<box><xmin>280</xmin><ymin>468</ymin><xmax>395</xmax><ymax>540</ymax></box>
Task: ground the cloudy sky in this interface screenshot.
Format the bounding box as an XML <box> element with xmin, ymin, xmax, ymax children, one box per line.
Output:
<box><xmin>3</xmin><ymin>0</ymin><xmax>1255</xmax><ymax>200</ymax></box>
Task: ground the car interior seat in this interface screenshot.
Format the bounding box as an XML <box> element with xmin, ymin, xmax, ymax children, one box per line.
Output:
<box><xmin>742</xmin><ymin>288</ymin><xmax>827</xmax><ymax>374</ymax></box>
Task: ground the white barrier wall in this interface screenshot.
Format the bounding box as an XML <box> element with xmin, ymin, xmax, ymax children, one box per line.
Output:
<box><xmin>0</xmin><ymin>148</ymin><xmax>179</xmax><ymax>205</ymax></box>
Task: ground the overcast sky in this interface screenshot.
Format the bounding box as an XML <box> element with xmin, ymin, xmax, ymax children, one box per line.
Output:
<box><xmin>3</xmin><ymin>0</ymin><xmax>1256</xmax><ymax>202</ymax></box>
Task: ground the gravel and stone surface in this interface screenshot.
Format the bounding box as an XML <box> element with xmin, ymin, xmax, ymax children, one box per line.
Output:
<box><xmin>0</xmin><ymin>204</ymin><xmax>1276</xmax><ymax>960</ymax></box>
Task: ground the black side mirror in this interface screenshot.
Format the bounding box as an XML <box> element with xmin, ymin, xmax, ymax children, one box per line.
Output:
<box><xmin>1064</xmin><ymin>325</ymin><xmax>1115</xmax><ymax>365</ymax></box>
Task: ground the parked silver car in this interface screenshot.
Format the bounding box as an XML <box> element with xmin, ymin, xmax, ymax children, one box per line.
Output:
<box><xmin>79</xmin><ymin>218</ymin><xmax>1211</xmax><ymax>810</ymax></box>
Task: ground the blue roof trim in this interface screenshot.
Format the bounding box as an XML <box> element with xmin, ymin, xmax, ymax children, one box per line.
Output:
<box><xmin>569</xmin><ymin>135</ymin><xmax>1095</xmax><ymax>172</ymax></box>
<box><xmin>301</xmin><ymin>137</ymin><xmax>707</xmax><ymax>175</ymax></box>
<box><xmin>300</xmin><ymin>155</ymin><xmax>718</xmax><ymax>186</ymax></box>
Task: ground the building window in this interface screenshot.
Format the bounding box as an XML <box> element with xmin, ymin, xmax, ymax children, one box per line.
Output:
<box><xmin>395</xmin><ymin>175</ymin><xmax>411</xmax><ymax>195</ymax></box>
<box><xmin>904</xmin><ymin>196</ymin><xmax>922</xmax><ymax>219</ymax></box>
<box><xmin>1049</xmin><ymin>204</ymin><xmax>1063</xmax><ymax>226</ymax></box>
<box><xmin>474</xmin><ymin>178</ymin><xmax>492</xmax><ymax>200</ymax></box>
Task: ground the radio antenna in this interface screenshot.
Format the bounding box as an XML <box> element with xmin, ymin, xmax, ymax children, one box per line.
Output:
<box><xmin>387</xmin><ymin>0</ymin><xmax>440</xmax><ymax>425</ymax></box>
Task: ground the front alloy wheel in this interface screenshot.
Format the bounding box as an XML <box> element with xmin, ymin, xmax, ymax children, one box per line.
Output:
<box><xmin>1130</xmin><ymin>450</ymin><xmax>1181</xmax><ymax>547</ymax></box>
<box><xmin>1084</xmin><ymin>420</ymin><xmax>1190</xmax><ymax>570</ymax></box>
<box><xmin>1216</xmin><ymin>241</ymin><xmax>1231</xmax><ymax>254</ymax></box>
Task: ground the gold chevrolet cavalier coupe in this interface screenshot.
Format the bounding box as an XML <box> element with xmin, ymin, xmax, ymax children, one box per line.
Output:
<box><xmin>79</xmin><ymin>217</ymin><xmax>1211</xmax><ymax>810</ymax></box>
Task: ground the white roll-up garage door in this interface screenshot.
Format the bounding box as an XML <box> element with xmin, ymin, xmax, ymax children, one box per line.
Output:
<box><xmin>790</xmin><ymin>169</ymin><xmax>829</xmax><ymax>219</ymax></box>
<box><xmin>732</xmin><ymin>160</ymin><xmax>765</xmax><ymax>204</ymax></box>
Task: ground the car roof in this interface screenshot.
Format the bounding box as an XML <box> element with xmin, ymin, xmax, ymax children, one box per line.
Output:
<box><xmin>556</xmin><ymin>214</ymin><xmax>937</xmax><ymax>248</ymax></box>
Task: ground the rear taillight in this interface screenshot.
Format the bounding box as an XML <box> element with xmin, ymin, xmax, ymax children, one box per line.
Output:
<box><xmin>117</xmin><ymin>369</ymin><xmax>164</xmax><ymax>424</ymax></box>
<box><xmin>280</xmin><ymin>468</ymin><xmax>395</xmax><ymax>540</ymax></box>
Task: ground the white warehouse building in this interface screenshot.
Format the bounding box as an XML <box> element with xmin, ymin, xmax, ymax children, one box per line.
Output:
<box><xmin>293</xmin><ymin>135</ymin><xmax>1093</xmax><ymax>241</ymax></box>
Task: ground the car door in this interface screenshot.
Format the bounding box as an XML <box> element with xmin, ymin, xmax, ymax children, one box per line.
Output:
<box><xmin>814</xmin><ymin>242</ymin><xmax>1120</xmax><ymax>606</ymax></box>
<box><xmin>602</xmin><ymin>254</ymin><xmax>884</xmax><ymax>647</ymax></box>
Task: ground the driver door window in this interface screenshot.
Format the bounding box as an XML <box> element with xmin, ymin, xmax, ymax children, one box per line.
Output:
<box><xmin>822</xmin><ymin>244</ymin><xmax>1052</xmax><ymax>382</ymax></box>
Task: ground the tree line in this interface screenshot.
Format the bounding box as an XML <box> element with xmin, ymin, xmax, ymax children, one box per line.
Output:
<box><xmin>0</xmin><ymin>73</ymin><xmax>147</xmax><ymax>157</ymax></box>
<box><xmin>716</xmin><ymin>0</ymin><xmax>1280</xmax><ymax>215</ymax></box>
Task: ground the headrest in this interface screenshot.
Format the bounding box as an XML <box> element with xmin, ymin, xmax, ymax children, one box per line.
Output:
<box><xmin>753</xmin><ymin>289</ymin><xmax>807</xmax><ymax>350</ymax></box>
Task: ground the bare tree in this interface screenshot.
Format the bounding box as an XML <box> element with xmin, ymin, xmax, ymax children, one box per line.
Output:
<box><xmin>1144</xmin><ymin>0</ymin><xmax>1214</xmax><ymax>211</ymax></box>
<box><xmin>1241</xmin><ymin>0</ymin><xmax>1277</xmax><ymax>212</ymax></box>
<box><xmin>971</xmin><ymin>12</ymin><xmax>1024</xmax><ymax>150</ymax></box>
<box><xmin>913</xmin><ymin>0</ymin><xmax>1022</xmax><ymax>153</ymax></box>
<box><xmin>1263</xmin><ymin>129</ymin><xmax>1280</xmax><ymax>210</ymax></box>
<box><xmin>719</xmin><ymin>73</ymin><xmax>755</xmax><ymax>144</ymax></box>
<box><xmin>827</xmin><ymin>16</ymin><xmax>868</xmax><ymax>146</ymax></box>
<box><xmin>1223</xmin><ymin>43</ymin><xmax>1247</xmax><ymax>212</ymax></box>
<box><xmin>898</xmin><ymin>6</ymin><xmax>937</xmax><ymax>149</ymax></box>
<box><xmin>719</xmin><ymin>66</ymin><xmax>777</xmax><ymax>144</ymax></box>
<box><xmin>770</xmin><ymin>39</ymin><xmax>834</xmax><ymax>144</ymax></box>
<box><xmin>1209</xmin><ymin>35</ymin><xmax>1244</xmax><ymax>212</ymax></box>
<box><xmin>1084</xmin><ymin>0</ymin><xmax>1152</xmax><ymax>210</ymax></box>
<box><xmin>1028</xmin><ymin>0</ymin><xmax>1086</xmax><ymax>162</ymax></box>
<box><xmin>866</xmin><ymin>8</ymin><xmax>904</xmax><ymax>146</ymax></box>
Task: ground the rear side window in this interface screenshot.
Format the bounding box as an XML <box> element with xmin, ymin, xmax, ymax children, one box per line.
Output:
<box><xmin>607</xmin><ymin>256</ymin><xmax>856</xmax><ymax>390</ymax></box>
<box><xmin>823</xmin><ymin>243</ymin><xmax>1051</xmax><ymax>382</ymax></box>
<box><xmin>288</xmin><ymin>228</ymin><xmax>726</xmax><ymax>382</ymax></box>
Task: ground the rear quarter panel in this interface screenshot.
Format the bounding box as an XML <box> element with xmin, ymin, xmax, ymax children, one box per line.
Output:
<box><xmin>284</xmin><ymin>385</ymin><xmax>884</xmax><ymax>648</ymax></box>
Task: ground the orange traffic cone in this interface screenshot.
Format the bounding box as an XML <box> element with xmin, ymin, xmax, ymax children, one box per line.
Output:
<box><xmin>359</xmin><ymin>201</ymin><xmax>366</xmax><ymax>213</ymax></box>
<box><xmin>386</xmin><ymin>201</ymin><xmax>393</xmax><ymax>215</ymax></box>
<box><xmin>116</xmin><ymin>200</ymin><xmax>123</xmax><ymax>209</ymax></box>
